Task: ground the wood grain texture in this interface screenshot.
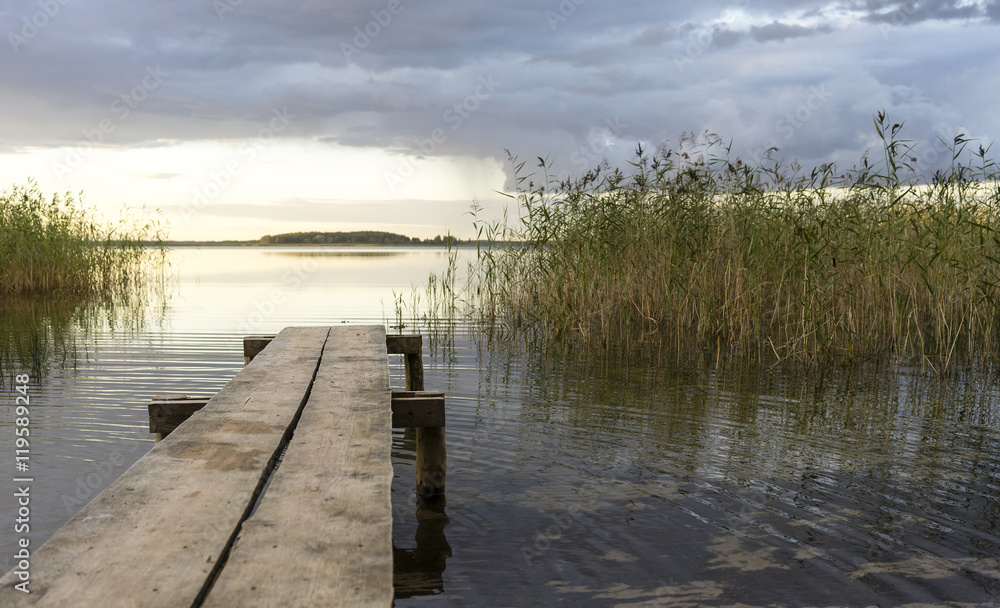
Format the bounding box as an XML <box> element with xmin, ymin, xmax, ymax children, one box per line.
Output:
<box><xmin>385</xmin><ymin>334</ymin><xmax>421</xmax><ymax>355</ymax></box>
<box><xmin>415</xmin><ymin>427</ymin><xmax>447</xmax><ymax>498</ymax></box>
<box><xmin>391</xmin><ymin>392</ymin><xmax>445</xmax><ymax>428</ymax></box>
<box><xmin>243</xmin><ymin>336</ymin><xmax>276</xmax><ymax>364</ymax></box>
<box><xmin>0</xmin><ymin>327</ymin><xmax>329</xmax><ymax>607</ymax></box>
<box><xmin>148</xmin><ymin>396</ymin><xmax>211</xmax><ymax>435</ymax></box>
<box><xmin>403</xmin><ymin>351</ymin><xmax>424</xmax><ymax>393</ymax></box>
<box><xmin>203</xmin><ymin>325</ymin><xmax>393</xmax><ymax>608</ymax></box>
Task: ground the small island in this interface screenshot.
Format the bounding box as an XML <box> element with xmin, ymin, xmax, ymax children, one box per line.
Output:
<box><xmin>164</xmin><ymin>231</ymin><xmax>464</xmax><ymax>247</ymax></box>
<box><xmin>258</xmin><ymin>231</ymin><xmax>460</xmax><ymax>246</ymax></box>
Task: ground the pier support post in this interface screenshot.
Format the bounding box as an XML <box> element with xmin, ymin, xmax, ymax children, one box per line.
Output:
<box><xmin>244</xmin><ymin>335</ymin><xmax>276</xmax><ymax>365</ymax></box>
<box><xmin>416</xmin><ymin>427</ymin><xmax>446</xmax><ymax>498</ymax></box>
<box><xmin>148</xmin><ymin>395</ymin><xmax>211</xmax><ymax>442</ymax></box>
<box><xmin>402</xmin><ymin>344</ymin><xmax>446</xmax><ymax>498</ymax></box>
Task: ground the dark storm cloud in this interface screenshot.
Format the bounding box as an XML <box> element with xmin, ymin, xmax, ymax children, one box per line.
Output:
<box><xmin>860</xmin><ymin>0</ymin><xmax>995</xmax><ymax>24</ymax></box>
<box><xmin>1</xmin><ymin>0</ymin><xmax>998</xmax><ymax>178</ymax></box>
<box><xmin>750</xmin><ymin>21</ymin><xmax>835</xmax><ymax>42</ymax></box>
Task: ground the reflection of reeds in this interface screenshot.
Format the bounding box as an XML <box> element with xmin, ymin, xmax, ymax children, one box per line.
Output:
<box><xmin>0</xmin><ymin>285</ymin><xmax>174</xmax><ymax>385</ymax></box>
<box><xmin>464</xmin><ymin>114</ymin><xmax>1000</xmax><ymax>371</ymax></box>
<box><xmin>0</xmin><ymin>181</ymin><xmax>167</xmax><ymax>296</ymax></box>
<box><xmin>0</xmin><ymin>296</ymin><xmax>82</xmax><ymax>381</ymax></box>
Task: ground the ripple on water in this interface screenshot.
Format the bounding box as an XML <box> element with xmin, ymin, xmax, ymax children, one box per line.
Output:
<box><xmin>392</xmin><ymin>337</ymin><xmax>1000</xmax><ymax>606</ymax></box>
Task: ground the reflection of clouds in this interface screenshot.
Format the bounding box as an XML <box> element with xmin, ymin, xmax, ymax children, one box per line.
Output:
<box><xmin>850</xmin><ymin>556</ymin><xmax>1000</xmax><ymax>582</ymax></box>
<box><xmin>548</xmin><ymin>579</ymin><xmax>727</xmax><ymax>606</ymax></box>
<box><xmin>705</xmin><ymin>535</ymin><xmax>788</xmax><ymax>572</ymax></box>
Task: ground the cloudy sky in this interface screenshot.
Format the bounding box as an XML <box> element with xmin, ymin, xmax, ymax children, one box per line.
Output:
<box><xmin>2</xmin><ymin>0</ymin><xmax>998</xmax><ymax>240</ymax></box>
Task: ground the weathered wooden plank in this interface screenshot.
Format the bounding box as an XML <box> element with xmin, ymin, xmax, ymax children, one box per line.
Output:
<box><xmin>386</xmin><ymin>334</ymin><xmax>421</xmax><ymax>355</ymax></box>
<box><xmin>0</xmin><ymin>327</ymin><xmax>329</xmax><ymax>607</ymax></box>
<box><xmin>391</xmin><ymin>392</ymin><xmax>445</xmax><ymax>428</ymax></box>
<box><xmin>203</xmin><ymin>325</ymin><xmax>393</xmax><ymax>608</ymax></box>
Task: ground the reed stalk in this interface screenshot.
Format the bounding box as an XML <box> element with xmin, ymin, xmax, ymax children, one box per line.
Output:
<box><xmin>0</xmin><ymin>181</ymin><xmax>166</xmax><ymax>297</ymax></box>
<box><xmin>465</xmin><ymin>114</ymin><xmax>1000</xmax><ymax>370</ymax></box>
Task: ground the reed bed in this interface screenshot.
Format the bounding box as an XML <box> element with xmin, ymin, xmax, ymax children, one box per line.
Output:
<box><xmin>466</xmin><ymin>114</ymin><xmax>1000</xmax><ymax>370</ymax></box>
<box><xmin>0</xmin><ymin>181</ymin><xmax>166</xmax><ymax>296</ymax></box>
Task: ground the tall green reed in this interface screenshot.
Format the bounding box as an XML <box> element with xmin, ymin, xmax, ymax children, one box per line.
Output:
<box><xmin>0</xmin><ymin>181</ymin><xmax>167</xmax><ymax>297</ymax></box>
<box><xmin>464</xmin><ymin>114</ymin><xmax>1000</xmax><ymax>371</ymax></box>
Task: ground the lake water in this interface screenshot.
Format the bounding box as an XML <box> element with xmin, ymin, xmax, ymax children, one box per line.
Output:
<box><xmin>2</xmin><ymin>246</ymin><xmax>1000</xmax><ymax>606</ymax></box>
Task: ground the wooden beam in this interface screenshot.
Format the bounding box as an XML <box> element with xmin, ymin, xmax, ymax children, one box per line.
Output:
<box><xmin>203</xmin><ymin>325</ymin><xmax>393</xmax><ymax>607</ymax></box>
<box><xmin>148</xmin><ymin>396</ymin><xmax>210</xmax><ymax>440</ymax></box>
<box><xmin>391</xmin><ymin>392</ymin><xmax>445</xmax><ymax>428</ymax></box>
<box><xmin>386</xmin><ymin>334</ymin><xmax>421</xmax><ymax>355</ymax></box>
<box><xmin>149</xmin><ymin>391</ymin><xmax>444</xmax><ymax>434</ymax></box>
<box><xmin>0</xmin><ymin>327</ymin><xmax>329</xmax><ymax>607</ymax></box>
<box><xmin>243</xmin><ymin>335</ymin><xmax>276</xmax><ymax>364</ymax></box>
<box><xmin>249</xmin><ymin>333</ymin><xmax>421</xmax><ymax>358</ymax></box>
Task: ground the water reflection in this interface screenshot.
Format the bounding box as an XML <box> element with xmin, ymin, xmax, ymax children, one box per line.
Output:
<box><xmin>2</xmin><ymin>246</ymin><xmax>999</xmax><ymax>606</ymax></box>
<box><xmin>264</xmin><ymin>248</ymin><xmax>421</xmax><ymax>258</ymax></box>
<box><xmin>0</xmin><ymin>282</ymin><xmax>172</xmax><ymax>385</ymax></box>
<box><xmin>387</xmin><ymin>331</ymin><xmax>1000</xmax><ymax>606</ymax></box>
<box><xmin>393</xmin><ymin>496</ymin><xmax>452</xmax><ymax>599</ymax></box>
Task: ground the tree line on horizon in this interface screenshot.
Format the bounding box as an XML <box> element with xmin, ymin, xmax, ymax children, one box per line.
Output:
<box><xmin>258</xmin><ymin>231</ymin><xmax>459</xmax><ymax>245</ymax></box>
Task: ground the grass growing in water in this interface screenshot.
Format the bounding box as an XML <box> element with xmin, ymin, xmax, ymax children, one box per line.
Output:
<box><xmin>467</xmin><ymin>114</ymin><xmax>1000</xmax><ymax>371</ymax></box>
<box><xmin>0</xmin><ymin>181</ymin><xmax>166</xmax><ymax>296</ymax></box>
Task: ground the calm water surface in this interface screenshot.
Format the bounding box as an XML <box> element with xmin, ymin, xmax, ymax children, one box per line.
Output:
<box><xmin>2</xmin><ymin>246</ymin><xmax>999</xmax><ymax>607</ymax></box>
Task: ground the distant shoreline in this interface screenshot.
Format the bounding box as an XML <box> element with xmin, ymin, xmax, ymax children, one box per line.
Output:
<box><xmin>158</xmin><ymin>230</ymin><xmax>470</xmax><ymax>247</ymax></box>
<box><xmin>157</xmin><ymin>240</ymin><xmax>467</xmax><ymax>247</ymax></box>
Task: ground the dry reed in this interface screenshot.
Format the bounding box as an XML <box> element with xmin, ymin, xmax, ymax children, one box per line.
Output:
<box><xmin>466</xmin><ymin>113</ymin><xmax>1000</xmax><ymax>371</ymax></box>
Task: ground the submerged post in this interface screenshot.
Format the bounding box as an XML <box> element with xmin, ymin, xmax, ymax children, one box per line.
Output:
<box><xmin>386</xmin><ymin>334</ymin><xmax>447</xmax><ymax>498</ymax></box>
<box><xmin>408</xmin><ymin>341</ymin><xmax>445</xmax><ymax>499</ymax></box>
<box><xmin>416</xmin><ymin>428</ymin><xmax>446</xmax><ymax>499</ymax></box>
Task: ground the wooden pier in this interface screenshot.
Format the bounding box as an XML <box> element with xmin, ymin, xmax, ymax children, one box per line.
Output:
<box><xmin>0</xmin><ymin>325</ymin><xmax>445</xmax><ymax>607</ymax></box>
